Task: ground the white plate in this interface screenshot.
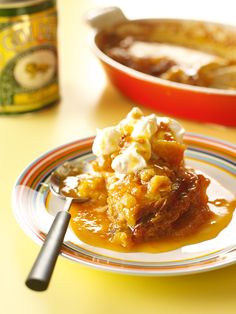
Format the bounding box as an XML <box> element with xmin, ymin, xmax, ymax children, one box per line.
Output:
<box><xmin>12</xmin><ymin>134</ymin><xmax>236</xmax><ymax>275</ymax></box>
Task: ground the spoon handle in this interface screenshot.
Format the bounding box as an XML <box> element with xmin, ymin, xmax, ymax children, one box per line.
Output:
<box><xmin>25</xmin><ymin>210</ymin><xmax>71</xmax><ymax>291</ymax></box>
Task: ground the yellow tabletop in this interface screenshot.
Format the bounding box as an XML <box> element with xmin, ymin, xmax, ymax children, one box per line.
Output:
<box><xmin>1</xmin><ymin>1</ymin><xmax>236</xmax><ymax>313</ymax></box>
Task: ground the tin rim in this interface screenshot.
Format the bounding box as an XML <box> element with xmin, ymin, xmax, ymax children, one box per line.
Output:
<box><xmin>0</xmin><ymin>0</ymin><xmax>55</xmax><ymax>16</ymax></box>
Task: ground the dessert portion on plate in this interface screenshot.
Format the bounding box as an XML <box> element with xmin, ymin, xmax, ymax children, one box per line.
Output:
<box><xmin>58</xmin><ymin>108</ymin><xmax>214</xmax><ymax>249</ymax></box>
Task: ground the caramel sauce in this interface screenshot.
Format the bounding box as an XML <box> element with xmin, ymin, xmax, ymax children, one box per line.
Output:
<box><xmin>46</xmin><ymin>176</ymin><xmax>236</xmax><ymax>253</ymax></box>
<box><xmin>68</xmin><ymin>201</ymin><xmax>235</xmax><ymax>253</ymax></box>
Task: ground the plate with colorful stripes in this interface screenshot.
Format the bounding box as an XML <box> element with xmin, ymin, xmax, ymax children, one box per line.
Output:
<box><xmin>12</xmin><ymin>134</ymin><xmax>236</xmax><ymax>276</ymax></box>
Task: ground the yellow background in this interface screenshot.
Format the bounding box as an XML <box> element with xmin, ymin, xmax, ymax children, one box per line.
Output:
<box><xmin>1</xmin><ymin>1</ymin><xmax>236</xmax><ymax>313</ymax></box>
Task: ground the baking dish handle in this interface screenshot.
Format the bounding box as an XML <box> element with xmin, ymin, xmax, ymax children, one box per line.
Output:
<box><xmin>86</xmin><ymin>7</ymin><xmax>128</xmax><ymax>30</ymax></box>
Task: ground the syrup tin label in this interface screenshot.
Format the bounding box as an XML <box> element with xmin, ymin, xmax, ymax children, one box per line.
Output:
<box><xmin>0</xmin><ymin>1</ymin><xmax>59</xmax><ymax>113</ymax></box>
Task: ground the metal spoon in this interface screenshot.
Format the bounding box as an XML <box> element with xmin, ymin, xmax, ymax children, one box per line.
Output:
<box><xmin>25</xmin><ymin>161</ymin><xmax>89</xmax><ymax>291</ymax></box>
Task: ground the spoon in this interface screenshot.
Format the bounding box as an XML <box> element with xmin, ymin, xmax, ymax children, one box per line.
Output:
<box><xmin>25</xmin><ymin>161</ymin><xmax>89</xmax><ymax>291</ymax></box>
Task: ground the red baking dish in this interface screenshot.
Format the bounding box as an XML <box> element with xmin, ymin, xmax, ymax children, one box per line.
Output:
<box><xmin>86</xmin><ymin>7</ymin><xmax>236</xmax><ymax>126</ymax></box>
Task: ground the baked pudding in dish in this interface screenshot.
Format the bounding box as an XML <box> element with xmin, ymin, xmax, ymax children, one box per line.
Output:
<box><xmin>102</xmin><ymin>38</ymin><xmax>236</xmax><ymax>90</ymax></box>
<box><xmin>97</xmin><ymin>19</ymin><xmax>236</xmax><ymax>91</ymax></box>
<box><xmin>87</xmin><ymin>8</ymin><xmax>236</xmax><ymax>126</ymax></box>
<box><xmin>55</xmin><ymin>108</ymin><xmax>227</xmax><ymax>250</ymax></box>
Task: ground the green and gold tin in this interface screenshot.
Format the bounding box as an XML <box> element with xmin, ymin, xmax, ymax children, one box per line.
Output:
<box><xmin>0</xmin><ymin>0</ymin><xmax>59</xmax><ymax>113</ymax></box>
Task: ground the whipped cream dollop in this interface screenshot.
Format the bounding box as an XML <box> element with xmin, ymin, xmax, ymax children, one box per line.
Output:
<box><xmin>92</xmin><ymin>108</ymin><xmax>185</xmax><ymax>174</ymax></box>
<box><xmin>111</xmin><ymin>147</ymin><xmax>147</xmax><ymax>174</ymax></box>
<box><xmin>156</xmin><ymin>117</ymin><xmax>185</xmax><ymax>143</ymax></box>
<box><xmin>131</xmin><ymin>114</ymin><xmax>157</xmax><ymax>139</ymax></box>
<box><xmin>92</xmin><ymin>126</ymin><xmax>121</xmax><ymax>156</ymax></box>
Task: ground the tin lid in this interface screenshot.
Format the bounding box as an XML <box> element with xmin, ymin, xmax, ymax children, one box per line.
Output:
<box><xmin>0</xmin><ymin>0</ymin><xmax>35</xmax><ymax>3</ymax></box>
<box><xmin>0</xmin><ymin>0</ymin><xmax>55</xmax><ymax>16</ymax></box>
